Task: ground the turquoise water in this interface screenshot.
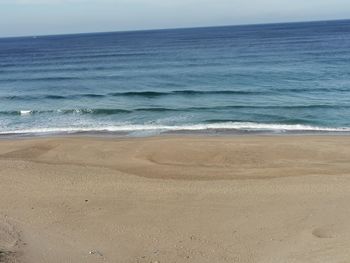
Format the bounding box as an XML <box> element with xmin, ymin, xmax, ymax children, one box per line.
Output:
<box><xmin>1</xmin><ymin>20</ymin><xmax>350</xmax><ymax>136</ymax></box>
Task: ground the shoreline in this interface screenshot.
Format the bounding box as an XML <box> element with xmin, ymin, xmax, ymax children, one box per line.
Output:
<box><xmin>1</xmin><ymin>135</ymin><xmax>350</xmax><ymax>262</ymax></box>
<box><xmin>2</xmin><ymin>129</ymin><xmax>350</xmax><ymax>141</ymax></box>
<box><xmin>2</xmin><ymin>121</ymin><xmax>350</xmax><ymax>138</ymax></box>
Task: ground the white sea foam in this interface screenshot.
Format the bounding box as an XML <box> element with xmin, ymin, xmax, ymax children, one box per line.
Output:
<box><xmin>20</xmin><ymin>110</ymin><xmax>32</xmax><ymax>116</ymax></box>
<box><xmin>1</xmin><ymin>122</ymin><xmax>350</xmax><ymax>135</ymax></box>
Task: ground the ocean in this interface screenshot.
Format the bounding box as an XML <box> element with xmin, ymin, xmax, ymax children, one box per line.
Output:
<box><xmin>1</xmin><ymin>19</ymin><xmax>350</xmax><ymax>136</ymax></box>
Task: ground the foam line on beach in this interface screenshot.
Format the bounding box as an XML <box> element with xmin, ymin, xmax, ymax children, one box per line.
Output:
<box><xmin>1</xmin><ymin>122</ymin><xmax>350</xmax><ymax>135</ymax></box>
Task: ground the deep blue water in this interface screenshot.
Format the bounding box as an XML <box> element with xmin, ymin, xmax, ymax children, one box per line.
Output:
<box><xmin>1</xmin><ymin>20</ymin><xmax>350</xmax><ymax>136</ymax></box>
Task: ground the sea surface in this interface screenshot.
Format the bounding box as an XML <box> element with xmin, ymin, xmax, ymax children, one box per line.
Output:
<box><xmin>1</xmin><ymin>20</ymin><xmax>350</xmax><ymax>136</ymax></box>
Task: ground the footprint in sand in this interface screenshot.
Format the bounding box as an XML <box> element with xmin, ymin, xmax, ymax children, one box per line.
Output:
<box><xmin>312</xmin><ymin>227</ymin><xmax>337</xmax><ymax>239</ymax></box>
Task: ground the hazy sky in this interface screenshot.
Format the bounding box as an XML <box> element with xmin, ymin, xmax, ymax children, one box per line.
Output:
<box><xmin>1</xmin><ymin>0</ymin><xmax>349</xmax><ymax>37</ymax></box>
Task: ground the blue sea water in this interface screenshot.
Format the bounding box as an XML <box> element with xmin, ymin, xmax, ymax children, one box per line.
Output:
<box><xmin>1</xmin><ymin>20</ymin><xmax>350</xmax><ymax>136</ymax></box>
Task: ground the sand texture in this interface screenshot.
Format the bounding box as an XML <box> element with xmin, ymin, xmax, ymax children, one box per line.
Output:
<box><xmin>1</xmin><ymin>136</ymin><xmax>350</xmax><ymax>262</ymax></box>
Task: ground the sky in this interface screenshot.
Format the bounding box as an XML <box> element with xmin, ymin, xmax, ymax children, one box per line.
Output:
<box><xmin>0</xmin><ymin>0</ymin><xmax>349</xmax><ymax>37</ymax></box>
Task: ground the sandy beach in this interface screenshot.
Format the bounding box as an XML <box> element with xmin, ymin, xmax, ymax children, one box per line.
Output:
<box><xmin>1</xmin><ymin>135</ymin><xmax>350</xmax><ymax>262</ymax></box>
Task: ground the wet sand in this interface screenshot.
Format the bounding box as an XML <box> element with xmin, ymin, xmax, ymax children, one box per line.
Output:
<box><xmin>1</xmin><ymin>136</ymin><xmax>350</xmax><ymax>262</ymax></box>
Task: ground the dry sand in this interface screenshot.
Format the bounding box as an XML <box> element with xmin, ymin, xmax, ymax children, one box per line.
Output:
<box><xmin>1</xmin><ymin>136</ymin><xmax>350</xmax><ymax>262</ymax></box>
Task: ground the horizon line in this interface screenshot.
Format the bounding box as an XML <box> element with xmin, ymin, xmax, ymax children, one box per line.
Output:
<box><xmin>1</xmin><ymin>17</ymin><xmax>349</xmax><ymax>40</ymax></box>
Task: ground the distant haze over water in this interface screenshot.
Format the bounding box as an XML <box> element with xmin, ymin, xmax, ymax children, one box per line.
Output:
<box><xmin>1</xmin><ymin>20</ymin><xmax>350</xmax><ymax>136</ymax></box>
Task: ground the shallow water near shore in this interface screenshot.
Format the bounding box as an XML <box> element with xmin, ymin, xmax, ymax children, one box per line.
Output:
<box><xmin>1</xmin><ymin>20</ymin><xmax>350</xmax><ymax>136</ymax></box>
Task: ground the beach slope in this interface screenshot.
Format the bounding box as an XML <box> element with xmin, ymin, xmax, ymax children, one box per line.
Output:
<box><xmin>1</xmin><ymin>136</ymin><xmax>350</xmax><ymax>262</ymax></box>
